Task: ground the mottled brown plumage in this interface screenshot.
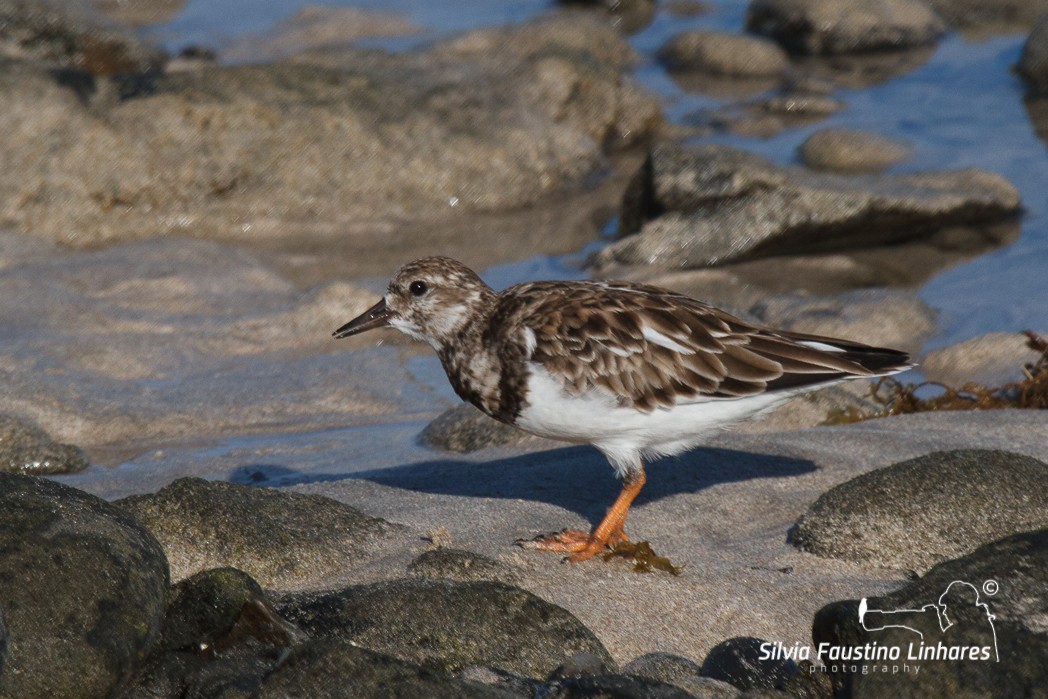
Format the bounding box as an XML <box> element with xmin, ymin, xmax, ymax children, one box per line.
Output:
<box><xmin>334</xmin><ymin>256</ymin><xmax>913</xmax><ymax>562</ymax></box>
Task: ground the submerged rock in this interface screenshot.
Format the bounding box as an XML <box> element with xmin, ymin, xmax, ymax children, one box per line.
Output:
<box><xmin>792</xmin><ymin>450</ymin><xmax>1048</xmax><ymax>572</ymax></box>
<box><xmin>746</xmin><ymin>0</ymin><xmax>946</xmax><ymax>55</ymax></box>
<box><xmin>117</xmin><ymin>477</ymin><xmax>401</xmax><ymax>587</ymax></box>
<box><xmin>813</xmin><ymin>527</ymin><xmax>1048</xmax><ymax>696</ymax></box>
<box><xmin>600</xmin><ymin>143</ymin><xmax>1019</xmax><ymax>269</ymax></box>
<box><xmin>0</xmin><ymin>474</ymin><xmax>169</xmax><ymax>699</ymax></box>
<box><xmin>0</xmin><ymin>413</ymin><xmax>89</xmax><ymax>474</ymax></box>
<box><xmin>275</xmin><ymin>578</ymin><xmax>613</xmax><ymax>679</ymax></box>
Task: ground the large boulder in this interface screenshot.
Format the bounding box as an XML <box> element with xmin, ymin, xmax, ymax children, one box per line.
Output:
<box><xmin>117</xmin><ymin>477</ymin><xmax>401</xmax><ymax>587</ymax></box>
<box><xmin>792</xmin><ymin>450</ymin><xmax>1048</xmax><ymax>572</ymax></box>
<box><xmin>599</xmin><ymin>143</ymin><xmax>1019</xmax><ymax>269</ymax></box>
<box><xmin>813</xmin><ymin>527</ymin><xmax>1048</xmax><ymax>696</ymax></box>
<box><xmin>0</xmin><ymin>474</ymin><xmax>169</xmax><ymax>698</ymax></box>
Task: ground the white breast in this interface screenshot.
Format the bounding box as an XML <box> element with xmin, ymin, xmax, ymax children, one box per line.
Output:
<box><xmin>514</xmin><ymin>363</ymin><xmax>804</xmax><ymax>477</ymax></box>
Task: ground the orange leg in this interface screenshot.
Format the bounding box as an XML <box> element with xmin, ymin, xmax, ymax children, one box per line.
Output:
<box><xmin>522</xmin><ymin>466</ymin><xmax>647</xmax><ymax>562</ymax></box>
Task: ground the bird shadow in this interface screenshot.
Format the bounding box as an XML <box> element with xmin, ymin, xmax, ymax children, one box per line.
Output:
<box><xmin>233</xmin><ymin>445</ymin><xmax>816</xmax><ymax>527</ymax></box>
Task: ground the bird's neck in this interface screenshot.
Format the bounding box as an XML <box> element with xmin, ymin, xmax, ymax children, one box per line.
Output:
<box><xmin>434</xmin><ymin>298</ymin><xmax>506</xmax><ymax>420</ymax></box>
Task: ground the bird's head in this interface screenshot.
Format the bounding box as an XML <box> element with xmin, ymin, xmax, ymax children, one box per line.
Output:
<box><xmin>333</xmin><ymin>256</ymin><xmax>494</xmax><ymax>350</ymax></box>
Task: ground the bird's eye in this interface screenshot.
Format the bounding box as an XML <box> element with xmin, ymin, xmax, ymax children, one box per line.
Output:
<box><xmin>409</xmin><ymin>280</ymin><xmax>429</xmax><ymax>296</ymax></box>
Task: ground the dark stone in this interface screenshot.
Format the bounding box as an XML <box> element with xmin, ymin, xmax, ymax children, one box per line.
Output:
<box><xmin>548</xmin><ymin>652</ymin><xmax>612</xmax><ymax>680</ymax></box>
<box><xmin>256</xmin><ymin>638</ymin><xmax>515</xmax><ymax>698</ymax></box>
<box><xmin>625</xmin><ymin>652</ymin><xmax>741</xmax><ymax>697</ymax></box>
<box><xmin>0</xmin><ymin>607</ymin><xmax>6</xmax><ymax>676</ymax></box>
<box><xmin>408</xmin><ymin>547</ymin><xmax>520</xmax><ymax>584</ymax></box>
<box><xmin>792</xmin><ymin>450</ymin><xmax>1048</xmax><ymax>572</ymax></box>
<box><xmin>700</xmin><ymin>637</ymin><xmax>798</xmax><ymax>691</ymax></box>
<box><xmin>117</xmin><ymin>477</ymin><xmax>400</xmax><ymax>587</ymax></box>
<box><xmin>119</xmin><ymin>568</ymin><xmax>305</xmax><ymax>699</ymax></box>
<box><xmin>160</xmin><ymin>567</ymin><xmax>267</xmax><ymax>652</ymax></box>
<box><xmin>549</xmin><ymin>673</ymin><xmax>700</xmax><ymax>698</ymax></box>
<box><xmin>0</xmin><ymin>413</ymin><xmax>89</xmax><ymax>474</ymax></box>
<box><xmin>0</xmin><ymin>474</ymin><xmax>169</xmax><ymax>698</ymax></box>
<box><xmin>275</xmin><ymin>578</ymin><xmax>613</xmax><ymax>680</ymax></box>
<box><xmin>746</xmin><ymin>0</ymin><xmax>945</xmax><ymax>55</ymax></box>
<box><xmin>812</xmin><ymin>528</ymin><xmax>1048</xmax><ymax>697</ymax></box>
<box><xmin>601</xmin><ymin>143</ymin><xmax>1019</xmax><ymax>269</ymax></box>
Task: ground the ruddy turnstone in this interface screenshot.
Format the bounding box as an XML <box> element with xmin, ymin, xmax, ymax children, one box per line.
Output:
<box><xmin>334</xmin><ymin>256</ymin><xmax>912</xmax><ymax>562</ymax></box>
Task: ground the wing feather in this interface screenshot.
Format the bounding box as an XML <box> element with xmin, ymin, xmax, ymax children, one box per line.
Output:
<box><xmin>495</xmin><ymin>280</ymin><xmax>910</xmax><ymax>412</ymax></box>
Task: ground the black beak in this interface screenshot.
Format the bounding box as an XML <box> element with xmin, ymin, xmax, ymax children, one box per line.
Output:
<box><xmin>333</xmin><ymin>298</ymin><xmax>393</xmax><ymax>338</ymax></box>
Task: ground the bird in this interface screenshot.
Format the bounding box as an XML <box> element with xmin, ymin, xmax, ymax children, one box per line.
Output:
<box><xmin>333</xmin><ymin>256</ymin><xmax>912</xmax><ymax>562</ymax></box>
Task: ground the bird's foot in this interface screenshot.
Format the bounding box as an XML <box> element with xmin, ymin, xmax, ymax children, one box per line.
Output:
<box><xmin>517</xmin><ymin>527</ymin><xmax>629</xmax><ymax>562</ymax></box>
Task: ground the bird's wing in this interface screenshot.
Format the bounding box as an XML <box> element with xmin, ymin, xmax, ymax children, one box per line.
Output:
<box><xmin>495</xmin><ymin>280</ymin><xmax>909</xmax><ymax>412</ymax></box>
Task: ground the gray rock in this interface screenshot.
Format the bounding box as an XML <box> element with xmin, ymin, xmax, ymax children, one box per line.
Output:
<box><xmin>792</xmin><ymin>450</ymin><xmax>1048</xmax><ymax>572</ymax></box>
<box><xmin>799</xmin><ymin>128</ymin><xmax>911</xmax><ymax>173</ymax></box>
<box><xmin>407</xmin><ymin>548</ymin><xmax>519</xmax><ymax>584</ymax></box>
<box><xmin>0</xmin><ymin>413</ymin><xmax>89</xmax><ymax>474</ymax></box>
<box><xmin>0</xmin><ymin>15</ymin><xmax>659</xmax><ymax>246</ymax></box>
<box><xmin>749</xmin><ymin>289</ymin><xmax>935</xmax><ymax>352</ymax></box>
<box><xmin>275</xmin><ymin>578</ymin><xmax>613</xmax><ymax>679</ymax></box>
<box><xmin>556</xmin><ymin>0</ymin><xmax>657</xmax><ymax>34</ymax></box>
<box><xmin>659</xmin><ymin>30</ymin><xmax>789</xmax><ymax>77</ymax></box>
<box><xmin>1019</xmin><ymin>14</ymin><xmax>1048</xmax><ymax>93</ymax></box>
<box><xmin>117</xmin><ymin>477</ymin><xmax>401</xmax><ymax>587</ymax></box>
<box><xmin>419</xmin><ymin>403</ymin><xmax>549</xmax><ymax>453</ymax></box>
<box><xmin>0</xmin><ymin>0</ymin><xmax>165</xmax><ymax>74</ymax></box>
<box><xmin>700</xmin><ymin>637</ymin><xmax>798</xmax><ymax>692</ymax></box>
<box><xmin>0</xmin><ymin>474</ymin><xmax>169</xmax><ymax>698</ymax></box>
<box><xmin>746</xmin><ymin>0</ymin><xmax>946</xmax><ymax>55</ymax></box>
<box><xmin>920</xmin><ymin>331</ymin><xmax>1046</xmax><ymax>387</ymax></box>
<box><xmin>601</xmin><ymin>143</ymin><xmax>1019</xmax><ymax>269</ymax></box>
<box><xmin>625</xmin><ymin>652</ymin><xmax>741</xmax><ymax>697</ymax></box>
<box><xmin>257</xmin><ymin>638</ymin><xmax>514</xmax><ymax>698</ymax></box>
<box><xmin>812</xmin><ymin>527</ymin><xmax>1048</xmax><ymax>697</ymax></box>
<box><xmin>925</xmin><ymin>0</ymin><xmax>1048</xmax><ymax>34</ymax></box>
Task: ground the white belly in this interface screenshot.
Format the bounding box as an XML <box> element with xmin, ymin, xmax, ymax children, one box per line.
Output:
<box><xmin>514</xmin><ymin>363</ymin><xmax>807</xmax><ymax>476</ymax></box>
